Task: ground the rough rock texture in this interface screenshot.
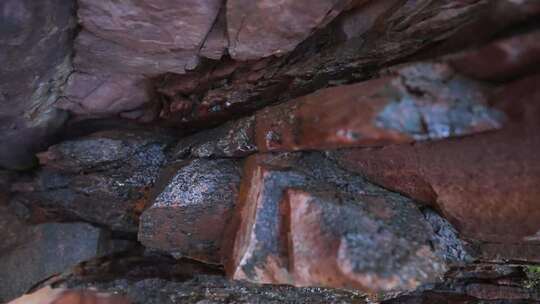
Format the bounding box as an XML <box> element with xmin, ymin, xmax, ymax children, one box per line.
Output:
<box><xmin>331</xmin><ymin>125</ymin><xmax>540</xmax><ymax>246</ymax></box>
<box><xmin>66</xmin><ymin>274</ymin><xmax>368</xmax><ymax>304</ymax></box>
<box><xmin>226</xmin><ymin>0</ymin><xmax>360</xmax><ymax>60</ymax></box>
<box><xmin>254</xmin><ymin>62</ymin><xmax>503</xmax><ymax>151</ymax></box>
<box><xmin>139</xmin><ymin>159</ymin><xmax>242</xmax><ymax>264</ymax></box>
<box><xmin>9</xmin><ymin>130</ymin><xmax>174</xmax><ymax>232</ymax></box>
<box><xmin>0</xmin><ymin>0</ymin><xmax>74</xmax><ymax>170</ymax></box>
<box><xmin>2</xmin><ymin>0</ymin><xmax>540</xmax><ymax>303</ymax></box>
<box><xmin>173</xmin><ymin>116</ymin><xmax>256</xmax><ymax>159</ymax></box>
<box><xmin>225</xmin><ymin>153</ymin><xmax>470</xmax><ymax>293</ymax></box>
<box><xmin>172</xmin><ymin>62</ymin><xmax>504</xmax><ymax>157</ymax></box>
<box><xmin>0</xmin><ymin>214</ymin><xmax>131</xmax><ymax>303</ymax></box>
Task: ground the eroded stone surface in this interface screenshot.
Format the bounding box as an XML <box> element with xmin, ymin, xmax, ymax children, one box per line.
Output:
<box><xmin>256</xmin><ymin>62</ymin><xmax>503</xmax><ymax>151</ymax></box>
<box><xmin>227</xmin><ymin>0</ymin><xmax>359</xmax><ymax>60</ymax></box>
<box><xmin>139</xmin><ymin>159</ymin><xmax>242</xmax><ymax>264</ymax></box>
<box><xmin>68</xmin><ymin>275</ymin><xmax>368</xmax><ymax>304</ymax></box>
<box><xmin>9</xmin><ymin>130</ymin><xmax>174</xmax><ymax>232</ymax></box>
<box><xmin>78</xmin><ymin>0</ymin><xmax>223</xmax><ymax>53</ymax></box>
<box><xmin>331</xmin><ymin>124</ymin><xmax>540</xmax><ymax>246</ymax></box>
<box><xmin>226</xmin><ymin>153</ymin><xmax>469</xmax><ymax>293</ymax></box>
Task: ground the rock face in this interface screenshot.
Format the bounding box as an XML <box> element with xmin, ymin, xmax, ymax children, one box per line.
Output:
<box><xmin>0</xmin><ymin>0</ymin><xmax>74</xmax><ymax>171</ymax></box>
<box><xmin>139</xmin><ymin>159</ymin><xmax>242</xmax><ymax>264</ymax></box>
<box><xmin>172</xmin><ymin>62</ymin><xmax>504</xmax><ymax>157</ymax></box>
<box><xmin>0</xmin><ymin>208</ymin><xmax>131</xmax><ymax>303</ymax></box>
<box><xmin>226</xmin><ymin>0</ymin><xmax>359</xmax><ymax>60</ymax></box>
<box><xmin>225</xmin><ymin>153</ymin><xmax>469</xmax><ymax>293</ymax></box>
<box><xmin>9</xmin><ymin>130</ymin><xmax>174</xmax><ymax>232</ymax></box>
<box><xmin>331</xmin><ymin>125</ymin><xmax>540</xmax><ymax>246</ymax></box>
<box><xmin>3</xmin><ymin>0</ymin><xmax>540</xmax><ymax>303</ymax></box>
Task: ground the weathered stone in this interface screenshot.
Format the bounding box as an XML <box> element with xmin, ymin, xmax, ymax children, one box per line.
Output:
<box><xmin>9</xmin><ymin>130</ymin><xmax>173</xmax><ymax>232</ymax></box>
<box><xmin>450</xmin><ymin>30</ymin><xmax>540</xmax><ymax>82</ymax></box>
<box><xmin>78</xmin><ymin>0</ymin><xmax>222</xmax><ymax>54</ymax></box>
<box><xmin>156</xmin><ymin>0</ymin><xmax>490</xmax><ymax>127</ymax></box>
<box><xmin>226</xmin><ymin>153</ymin><xmax>469</xmax><ymax>293</ymax></box>
<box><xmin>227</xmin><ymin>0</ymin><xmax>359</xmax><ymax>60</ymax></box>
<box><xmin>331</xmin><ymin>124</ymin><xmax>540</xmax><ymax>246</ymax></box>
<box><xmin>58</xmin><ymin>73</ymin><xmax>153</xmax><ymax>116</ymax></box>
<box><xmin>0</xmin><ymin>0</ymin><xmax>75</xmax><ymax>125</ymax></box>
<box><xmin>171</xmin><ymin>62</ymin><xmax>503</xmax><ymax>157</ymax></box>
<box><xmin>382</xmin><ymin>263</ymin><xmax>540</xmax><ymax>304</ymax></box>
<box><xmin>8</xmin><ymin>287</ymin><xmax>130</xmax><ymax>304</ymax></box>
<box><xmin>0</xmin><ymin>220</ymin><xmax>130</xmax><ymax>303</ymax></box>
<box><xmin>67</xmin><ymin>275</ymin><xmax>368</xmax><ymax>304</ymax></box>
<box><xmin>73</xmin><ymin>30</ymin><xmax>198</xmax><ymax>76</ymax></box>
<box><xmin>173</xmin><ymin>116</ymin><xmax>256</xmax><ymax>159</ymax></box>
<box><xmin>139</xmin><ymin>159</ymin><xmax>242</xmax><ymax>264</ymax></box>
<box><xmin>256</xmin><ymin>62</ymin><xmax>503</xmax><ymax>151</ymax></box>
<box><xmin>0</xmin><ymin>0</ymin><xmax>74</xmax><ymax>170</ymax></box>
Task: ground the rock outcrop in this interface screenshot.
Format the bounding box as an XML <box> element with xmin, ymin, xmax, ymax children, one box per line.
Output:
<box><xmin>2</xmin><ymin>0</ymin><xmax>540</xmax><ymax>303</ymax></box>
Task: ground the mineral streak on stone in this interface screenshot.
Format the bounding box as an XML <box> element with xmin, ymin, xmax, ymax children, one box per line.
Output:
<box><xmin>0</xmin><ymin>218</ymin><xmax>129</xmax><ymax>303</ymax></box>
<box><xmin>331</xmin><ymin>125</ymin><xmax>540</xmax><ymax>246</ymax></box>
<box><xmin>226</xmin><ymin>153</ymin><xmax>468</xmax><ymax>293</ymax></box>
<box><xmin>139</xmin><ymin>158</ymin><xmax>242</xmax><ymax>264</ymax></box>
<box><xmin>9</xmin><ymin>130</ymin><xmax>174</xmax><ymax>232</ymax></box>
<box><xmin>450</xmin><ymin>30</ymin><xmax>540</xmax><ymax>82</ymax></box>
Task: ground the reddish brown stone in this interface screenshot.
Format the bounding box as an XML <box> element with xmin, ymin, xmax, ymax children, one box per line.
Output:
<box><xmin>225</xmin><ymin>153</ymin><xmax>468</xmax><ymax>293</ymax></box>
<box><xmin>450</xmin><ymin>30</ymin><xmax>540</xmax><ymax>82</ymax></box>
<box><xmin>332</xmin><ymin>124</ymin><xmax>540</xmax><ymax>245</ymax></box>
<box><xmin>139</xmin><ymin>159</ymin><xmax>242</xmax><ymax>264</ymax></box>
<box><xmin>255</xmin><ymin>63</ymin><xmax>503</xmax><ymax>152</ymax></box>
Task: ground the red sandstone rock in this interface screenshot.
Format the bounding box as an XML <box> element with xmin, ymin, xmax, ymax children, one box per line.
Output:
<box><xmin>450</xmin><ymin>30</ymin><xmax>540</xmax><ymax>82</ymax></box>
<box><xmin>225</xmin><ymin>153</ymin><xmax>467</xmax><ymax>293</ymax></box>
<box><xmin>139</xmin><ymin>159</ymin><xmax>242</xmax><ymax>264</ymax></box>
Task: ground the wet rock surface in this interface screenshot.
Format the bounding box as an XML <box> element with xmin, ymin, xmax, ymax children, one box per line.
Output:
<box><xmin>2</xmin><ymin>0</ymin><xmax>540</xmax><ymax>303</ymax></box>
